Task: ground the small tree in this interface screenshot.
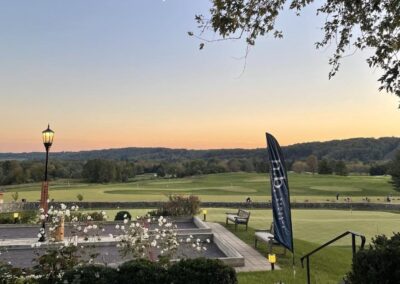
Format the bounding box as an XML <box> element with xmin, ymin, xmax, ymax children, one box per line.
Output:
<box><xmin>346</xmin><ymin>233</ymin><xmax>400</xmax><ymax>283</ymax></box>
<box><xmin>76</xmin><ymin>193</ymin><xmax>84</xmax><ymax>202</ymax></box>
<box><xmin>291</xmin><ymin>161</ymin><xmax>307</xmax><ymax>174</ymax></box>
<box><xmin>318</xmin><ymin>159</ymin><xmax>332</xmax><ymax>175</ymax></box>
<box><xmin>334</xmin><ymin>161</ymin><xmax>348</xmax><ymax>176</ymax></box>
<box><xmin>388</xmin><ymin>151</ymin><xmax>400</xmax><ymax>191</ymax></box>
<box><xmin>306</xmin><ymin>155</ymin><xmax>318</xmax><ymax>174</ymax></box>
<box><xmin>11</xmin><ymin>191</ymin><xmax>18</xmax><ymax>202</ymax></box>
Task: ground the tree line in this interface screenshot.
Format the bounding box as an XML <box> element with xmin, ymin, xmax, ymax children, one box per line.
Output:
<box><xmin>1</xmin><ymin>137</ymin><xmax>399</xmax><ymax>163</ymax></box>
<box><xmin>0</xmin><ymin>153</ymin><xmax>397</xmax><ymax>186</ymax></box>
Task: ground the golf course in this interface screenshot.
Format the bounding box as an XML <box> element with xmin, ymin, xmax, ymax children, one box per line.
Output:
<box><xmin>1</xmin><ymin>172</ymin><xmax>399</xmax><ymax>283</ymax></box>
<box><xmin>0</xmin><ymin>172</ymin><xmax>397</xmax><ymax>203</ymax></box>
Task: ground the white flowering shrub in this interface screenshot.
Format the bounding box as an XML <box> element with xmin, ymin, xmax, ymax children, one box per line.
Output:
<box><xmin>115</xmin><ymin>215</ymin><xmax>179</xmax><ymax>261</ymax></box>
<box><xmin>31</xmin><ymin>204</ymin><xmax>109</xmax><ymax>283</ymax></box>
<box><xmin>115</xmin><ymin>214</ymin><xmax>209</xmax><ymax>263</ymax></box>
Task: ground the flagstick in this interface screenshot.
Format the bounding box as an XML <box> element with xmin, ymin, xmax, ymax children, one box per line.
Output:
<box><xmin>292</xmin><ymin>252</ymin><xmax>296</xmax><ymax>280</ymax></box>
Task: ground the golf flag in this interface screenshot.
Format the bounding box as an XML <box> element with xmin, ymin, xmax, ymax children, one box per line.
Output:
<box><xmin>266</xmin><ymin>133</ymin><xmax>294</xmax><ymax>252</ymax></box>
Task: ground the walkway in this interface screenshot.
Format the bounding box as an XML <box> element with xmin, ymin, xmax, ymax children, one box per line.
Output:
<box><xmin>207</xmin><ymin>222</ymin><xmax>277</xmax><ymax>272</ymax></box>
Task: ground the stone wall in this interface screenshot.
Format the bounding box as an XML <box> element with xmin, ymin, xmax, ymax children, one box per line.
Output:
<box><xmin>3</xmin><ymin>201</ymin><xmax>400</xmax><ymax>212</ymax></box>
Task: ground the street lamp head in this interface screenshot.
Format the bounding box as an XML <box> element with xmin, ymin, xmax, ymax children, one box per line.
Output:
<box><xmin>42</xmin><ymin>124</ymin><xmax>55</xmax><ymax>149</ymax></box>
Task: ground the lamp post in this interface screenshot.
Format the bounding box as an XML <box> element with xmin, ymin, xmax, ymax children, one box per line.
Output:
<box><xmin>39</xmin><ymin>124</ymin><xmax>54</xmax><ymax>242</ymax></box>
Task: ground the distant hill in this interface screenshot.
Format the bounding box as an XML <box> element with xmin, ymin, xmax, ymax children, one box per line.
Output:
<box><xmin>1</xmin><ymin>137</ymin><xmax>399</xmax><ymax>162</ymax></box>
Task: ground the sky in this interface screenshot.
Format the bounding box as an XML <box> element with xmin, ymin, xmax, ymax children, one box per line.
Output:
<box><xmin>0</xmin><ymin>1</ymin><xmax>399</xmax><ymax>152</ymax></box>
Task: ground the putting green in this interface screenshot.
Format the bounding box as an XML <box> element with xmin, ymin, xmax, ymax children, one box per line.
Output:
<box><xmin>310</xmin><ymin>186</ymin><xmax>362</xmax><ymax>192</ymax></box>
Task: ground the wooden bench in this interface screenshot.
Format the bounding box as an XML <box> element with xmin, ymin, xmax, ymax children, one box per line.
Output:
<box><xmin>226</xmin><ymin>209</ymin><xmax>250</xmax><ymax>231</ymax></box>
<box><xmin>254</xmin><ymin>223</ymin><xmax>286</xmax><ymax>255</ymax></box>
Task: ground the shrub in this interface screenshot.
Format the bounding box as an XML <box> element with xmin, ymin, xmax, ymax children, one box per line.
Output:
<box><xmin>0</xmin><ymin>211</ymin><xmax>37</xmax><ymax>224</ymax></box>
<box><xmin>114</xmin><ymin>211</ymin><xmax>131</xmax><ymax>221</ymax></box>
<box><xmin>62</xmin><ymin>265</ymin><xmax>119</xmax><ymax>284</ymax></box>
<box><xmin>150</xmin><ymin>195</ymin><xmax>200</xmax><ymax>217</ymax></box>
<box><xmin>168</xmin><ymin>258</ymin><xmax>237</xmax><ymax>284</ymax></box>
<box><xmin>76</xmin><ymin>193</ymin><xmax>84</xmax><ymax>201</ymax></box>
<box><xmin>345</xmin><ymin>233</ymin><xmax>400</xmax><ymax>283</ymax></box>
<box><xmin>11</xmin><ymin>191</ymin><xmax>19</xmax><ymax>202</ymax></box>
<box><xmin>65</xmin><ymin>211</ymin><xmax>105</xmax><ymax>222</ymax></box>
<box><xmin>117</xmin><ymin>259</ymin><xmax>168</xmax><ymax>284</ymax></box>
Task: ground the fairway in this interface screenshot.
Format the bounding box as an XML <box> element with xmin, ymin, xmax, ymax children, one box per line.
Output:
<box><xmin>1</xmin><ymin>172</ymin><xmax>397</xmax><ymax>203</ymax></box>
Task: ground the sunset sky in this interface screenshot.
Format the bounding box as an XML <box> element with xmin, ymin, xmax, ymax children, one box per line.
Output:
<box><xmin>0</xmin><ymin>1</ymin><xmax>399</xmax><ymax>153</ymax></box>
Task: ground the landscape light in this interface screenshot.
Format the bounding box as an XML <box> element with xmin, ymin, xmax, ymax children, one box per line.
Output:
<box><xmin>268</xmin><ymin>253</ymin><xmax>276</xmax><ymax>271</ymax></box>
<box><xmin>202</xmin><ymin>209</ymin><xmax>207</xmax><ymax>221</ymax></box>
<box><xmin>13</xmin><ymin>212</ymin><xmax>19</xmax><ymax>223</ymax></box>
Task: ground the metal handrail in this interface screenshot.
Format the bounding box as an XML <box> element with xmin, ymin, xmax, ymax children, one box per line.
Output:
<box><xmin>300</xmin><ymin>231</ymin><xmax>366</xmax><ymax>284</ymax></box>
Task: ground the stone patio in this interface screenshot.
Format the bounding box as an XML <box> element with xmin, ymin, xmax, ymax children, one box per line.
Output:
<box><xmin>207</xmin><ymin>222</ymin><xmax>278</xmax><ymax>272</ymax></box>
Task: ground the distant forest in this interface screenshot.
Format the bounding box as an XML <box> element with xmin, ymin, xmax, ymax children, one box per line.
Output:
<box><xmin>0</xmin><ymin>137</ymin><xmax>399</xmax><ymax>185</ymax></box>
<box><xmin>1</xmin><ymin>137</ymin><xmax>400</xmax><ymax>162</ymax></box>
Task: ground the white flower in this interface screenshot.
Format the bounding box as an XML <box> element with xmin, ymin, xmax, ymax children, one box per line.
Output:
<box><xmin>71</xmin><ymin>206</ymin><xmax>76</xmax><ymax>210</ymax></box>
<box><xmin>102</xmin><ymin>211</ymin><xmax>106</xmax><ymax>215</ymax></box>
<box><xmin>121</xmin><ymin>226</ymin><xmax>125</xmax><ymax>230</ymax></box>
<box><xmin>61</xmin><ymin>204</ymin><xmax>67</xmax><ymax>210</ymax></box>
<box><xmin>115</xmin><ymin>224</ymin><xmax>120</xmax><ymax>229</ymax></box>
<box><xmin>151</xmin><ymin>240</ymin><xmax>157</xmax><ymax>247</ymax></box>
<box><xmin>124</xmin><ymin>214</ymin><xmax>127</xmax><ymax>218</ymax></box>
<box><xmin>65</xmin><ymin>210</ymin><xmax>71</xmax><ymax>217</ymax></box>
<box><xmin>186</xmin><ymin>238</ymin><xmax>191</xmax><ymax>243</ymax></box>
<box><xmin>192</xmin><ymin>243</ymin><xmax>196</xmax><ymax>248</ymax></box>
<box><xmin>93</xmin><ymin>224</ymin><xmax>98</xmax><ymax>229</ymax></box>
<box><xmin>206</xmin><ymin>239</ymin><xmax>210</xmax><ymax>243</ymax></box>
<box><xmin>87</xmin><ymin>216</ymin><xmax>92</xmax><ymax>220</ymax></box>
<box><xmin>196</xmin><ymin>247</ymin><xmax>201</xmax><ymax>251</ymax></box>
<box><xmin>123</xmin><ymin>219</ymin><xmax>128</xmax><ymax>224</ymax></box>
<box><xmin>83</xmin><ymin>228</ymin><xmax>88</xmax><ymax>233</ymax></box>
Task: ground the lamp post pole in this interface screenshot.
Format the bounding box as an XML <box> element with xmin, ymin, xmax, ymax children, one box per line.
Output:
<box><xmin>39</xmin><ymin>124</ymin><xmax>54</xmax><ymax>242</ymax></box>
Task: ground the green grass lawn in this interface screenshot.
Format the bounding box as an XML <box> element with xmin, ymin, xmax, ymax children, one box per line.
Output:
<box><xmin>1</xmin><ymin>172</ymin><xmax>398</xmax><ymax>203</ymax></box>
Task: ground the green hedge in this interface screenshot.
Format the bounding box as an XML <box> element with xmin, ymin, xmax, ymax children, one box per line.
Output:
<box><xmin>0</xmin><ymin>211</ymin><xmax>37</xmax><ymax>224</ymax></box>
<box><xmin>118</xmin><ymin>259</ymin><xmax>168</xmax><ymax>284</ymax></box>
<box><xmin>168</xmin><ymin>258</ymin><xmax>237</xmax><ymax>284</ymax></box>
<box><xmin>61</xmin><ymin>265</ymin><xmax>119</xmax><ymax>284</ymax></box>
<box><xmin>59</xmin><ymin>258</ymin><xmax>237</xmax><ymax>284</ymax></box>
